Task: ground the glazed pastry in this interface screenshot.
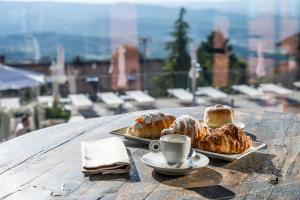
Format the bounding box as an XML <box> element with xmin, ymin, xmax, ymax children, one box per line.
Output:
<box><xmin>204</xmin><ymin>104</ymin><xmax>234</xmax><ymax>128</ymax></box>
<box><xmin>126</xmin><ymin>112</ymin><xmax>176</xmax><ymax>138</ymax></box>
<box><xmin>161</xmin><ymin>115</ymin><xmax>210</xmax><ymax>147</ymax></box>
<box><xmin>198</xmin><ymin>124</ymin><xmax>252</xmax><ymax>154</ymax></box>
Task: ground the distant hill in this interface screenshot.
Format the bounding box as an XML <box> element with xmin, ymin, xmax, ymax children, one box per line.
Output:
<box><xmin>0</xmin><ymin>1</ymin><xmax>277</xmax><ymax>62</ymax></box>
<box><xmin>0</xmin><ymin>33</ymin><xmax>110</xmax><ymax>62</ymax></box>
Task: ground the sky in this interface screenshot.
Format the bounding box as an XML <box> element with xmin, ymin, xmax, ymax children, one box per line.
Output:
<box><xmin>2</xmin><ymin>0</ymin><xmax>241</xmax><ymax>5</ymax></box>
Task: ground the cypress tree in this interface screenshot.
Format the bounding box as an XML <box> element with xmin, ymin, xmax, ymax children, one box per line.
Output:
<box><xmin>164</xmin><ymin>7</ymin><xmax>191</xmax><ymax>88</ymax></box>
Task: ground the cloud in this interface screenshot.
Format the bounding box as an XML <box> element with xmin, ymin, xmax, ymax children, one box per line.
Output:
<box><xmin>3</xmin><ymin>0</ymin><xmax>241</xmax><ymax>3</ymax></box>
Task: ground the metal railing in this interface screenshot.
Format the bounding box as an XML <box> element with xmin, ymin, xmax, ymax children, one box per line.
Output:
<box><xmin>35</xmin><ymin>68</ymin><xmax>300</xmax><ymax>98</ymax></box>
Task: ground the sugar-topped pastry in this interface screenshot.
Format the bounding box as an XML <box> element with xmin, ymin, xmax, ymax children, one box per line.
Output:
<box><xmin>198</xmin><ymin>123</ymin><xmax>252</xmax><ymax>154</ymax></box>
<box><xmin>161</xmin><ymin>115</ymin><xmax>210</xmax><ymax>147</ymax></box>
<box><xmin>126</xmin><ymin>112</ymin><xmax>176</xmax><ymax>138</ymax></box>
<box><xmin>204</xmin><ymin>104</ymin><xmax>234</xmax><ymax>128</ymax></box>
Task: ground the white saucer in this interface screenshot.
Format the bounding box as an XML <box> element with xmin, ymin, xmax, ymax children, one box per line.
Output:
<box><xmin>141</xmin><ymin>152</ymin><xmax>209</xmax><ymax>175</ymax></box>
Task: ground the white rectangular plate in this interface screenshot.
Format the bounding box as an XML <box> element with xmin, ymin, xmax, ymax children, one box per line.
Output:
<box><xmin>194</xmin><ymin>142</ymin><xmax>266</xmax><ymax>161</ymax></box>
<box><xmin>110</xmin><ymin>127</ymin><xmax>152</xmax><ymax>143</ymax></box>
<box><xmin>109</xmin><ymin>127</ymin><xmax>266</xmax><ymax>161</ymax></box>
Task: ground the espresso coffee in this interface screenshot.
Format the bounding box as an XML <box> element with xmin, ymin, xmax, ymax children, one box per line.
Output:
<box><xmin>162</xmin><ymin>137</ymin><xmax>188</xmax><ymax>143</ymax></box>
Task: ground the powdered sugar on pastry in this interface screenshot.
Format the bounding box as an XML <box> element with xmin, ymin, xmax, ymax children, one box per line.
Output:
<box><xmin>140</xmin><ymin>112</ymin><xmax>163</xmax><ymax>124</ymax></box>
<box><xmin>175</xmin><ymin>115</ymin><xmax>197</xmax><ymax>138</ymax></box>
<box><xmin>162</xmin><ymin>115</ymin><xmax>210</xmax><ymax>147</ymax></box>
<box><xmin>127</xmin><ymin>112</ymin><xmax>176</xmax><ymax>138</ymax></box>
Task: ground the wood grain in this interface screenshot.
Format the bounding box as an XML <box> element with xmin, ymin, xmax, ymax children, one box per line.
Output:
<box><xmin>0</xmin><ymin>107</ymin><xmax>299</xmax><ymax>199</ymax></box>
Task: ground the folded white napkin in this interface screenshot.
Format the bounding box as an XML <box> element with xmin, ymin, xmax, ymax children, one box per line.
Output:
<box><xmin>81</xmin><ymin>137</ymin><xmax>130</xmax><ymax>174</ymax></box>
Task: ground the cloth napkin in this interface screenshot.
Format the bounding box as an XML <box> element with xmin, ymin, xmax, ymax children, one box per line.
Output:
<box><xmin>81</xmin><ymin>137</ymin><xmax>130</xmax><ymax>174</ymax></box>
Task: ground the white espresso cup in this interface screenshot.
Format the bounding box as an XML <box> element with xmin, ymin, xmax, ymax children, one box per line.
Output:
<box><xmin>149</xmin><ymin>134</ymin><xmax>191</xmax><ymax>164</ymax></box>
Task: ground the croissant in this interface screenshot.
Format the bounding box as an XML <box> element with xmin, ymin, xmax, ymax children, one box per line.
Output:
<box><xmin>198</xmin><ymin>124</ymin><xmax>252</xmax><ymax>154</ymax></box>
<box><xmin>161</xmin><ymin>115</ymin><xmax>210</xmax><ymax>147</ymax></box>
<box><xmin>126</xmin><ymin>112</ymin><xmax>176</xmax><ymax>138</ymax></box>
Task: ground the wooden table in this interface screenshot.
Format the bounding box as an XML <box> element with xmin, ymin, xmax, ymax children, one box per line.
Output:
<box><xmin>1</xmin><ymin>107</ymin><xmax>299</xmax><ymax>199</ymax></box>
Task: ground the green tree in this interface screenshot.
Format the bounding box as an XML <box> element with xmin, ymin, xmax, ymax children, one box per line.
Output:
<box><xmin>45</xmin><ymin>102</ymin><xmax>70</xmax><ymax>120</ymax></box>
<box><xmin>197</xmin><ymin>31</ymin><xmax>248</xmax><ymax>86</ymax></box>
<box><xmin>229</xmin><ymin>51</ymin><xmax>248</xmax><ymax>85</ymax></box>
<box><xmin>163</xmin><ymin>7</ymin><xmax>191</xmax><ymax>89</ymax></box>
<box><xmin>73</xmin><ymin>55</ymin><xmax>82</xmax><ymax>64</ymax></box>
<box><xmin>40</xmin><ymin>55</ymin><xmax>52</xmax><ymax>63</ymax></box>
<box><xmin>196</xmin><ymin>32</ymin><xmax>215</xmax><ymax>85</ymax></box>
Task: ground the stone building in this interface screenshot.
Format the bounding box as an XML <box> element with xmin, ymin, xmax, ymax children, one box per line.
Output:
<box><xmin>277</xmin><ymin>32</ymin><xmax>300</xmax><ymax>86</ymax></box>
<box><xmin>0</xmin><ymin>54</ymin><xmax>164</xmax><ymax>96</ymax></box>
<box><xmin>212</xmin><ymin>31</ymin><xmax>229</xmax><ymax>88</ymax></box>
<box><xmin>111</xmin><ymin>45</ymin><xmax>142</xmax><ymax>91</ymax></box>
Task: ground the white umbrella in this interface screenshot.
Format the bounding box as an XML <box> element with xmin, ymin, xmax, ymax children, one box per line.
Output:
<box><xmin>255</xmin><ymin>42</ymin><xmax>266</xmax><ymax>77</ymax></box>
<box><xmin>188</xmin><ymin>45</ymin><xmax>199</xmax><ymax>80</ymax></box>
<box><xmin>188</xmin><ymin>45</ymin><xmax>200</xmax><ymax>105</ymax></box>
<box><xmin>49</xmin><ymin>46</ymin><xmax>67</xmax><ymax>101</ymax></box>
<box><xmin>288</xmin><ymin>56</ymin><xmax>297</xmax><ymax>71</ymax></box>
<box><xmin>117</xmin><ymin>46</ymin><xmax>127</xmax><ymax>88</ymax></box>
<box><xmin>0</xmin><ymin>64</ymin><xmax>45</xmax><ymax>90</ymax></box>
<box><xmin>108</xmin><ymin>58</ymin><xmax>114</xmax><ymax>74</ymax></box>
<box><xmin>50</xmin><ymin>46</ymin><xmax>66</xmax><ymax>84</ymax></box>
<box><xmin>188</xmin><ymin>61</ymin><xmax>200</xmax><ymax>80</ymax></box>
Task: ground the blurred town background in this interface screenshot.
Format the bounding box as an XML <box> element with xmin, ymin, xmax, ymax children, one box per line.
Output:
<box><xmin>0</xmin><ymin>0</ymin><xmax>300</xmax><ymax>142</ymax></box>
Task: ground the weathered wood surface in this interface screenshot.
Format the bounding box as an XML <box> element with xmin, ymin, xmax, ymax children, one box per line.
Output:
<box><xmin>0</xmin><ymin>107</ymin><xmax>299</xmax><ymax>200</ymax></box>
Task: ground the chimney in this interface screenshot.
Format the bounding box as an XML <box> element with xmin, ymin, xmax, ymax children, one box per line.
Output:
<box><xmin>0</xmin><ymin>55</ymin><xmax>5</xmax><ymax>64</ymax></box>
